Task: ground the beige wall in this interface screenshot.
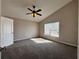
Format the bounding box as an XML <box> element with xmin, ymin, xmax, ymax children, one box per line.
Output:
<box><xmin>0</xmin><ymin>0</ymin><xmax>1</xmax><ymax>41</ymax></box>
<box><xmin>77</xmin><ymin>0</ymin><xmax>79</xmax><ymax>59</ymax></box>
<box><xmin>39</xmin><ymin>0</ymin><xmax>78</xmax><ymax>47</ymax></box>
<box><xmin>0</xmin><ymin>0</ymin><xmax>1</xmax><ymax>58</ymax></box>
<box><xmin>14</xmin><ymin>18</ymin><xmax>39</xmax><ymax>41</ymax></box>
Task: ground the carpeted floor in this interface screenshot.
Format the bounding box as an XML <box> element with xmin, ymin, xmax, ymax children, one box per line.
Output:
<box><xmin>2</xmin><ymin>38</ymin><xmax>77</xmax><ymax>59</ymax></box>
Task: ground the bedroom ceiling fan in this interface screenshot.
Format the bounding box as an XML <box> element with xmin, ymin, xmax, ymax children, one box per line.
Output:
<box><xmin>26</xmin><ymin>0</ymin><xmax>42</xmax><ymax>17</ymax></box>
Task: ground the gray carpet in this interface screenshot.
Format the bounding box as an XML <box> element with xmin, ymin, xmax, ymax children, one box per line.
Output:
<box><xmin>2</xmin><ymin>38</ymin><xmax>77</xmax><ymax>59</ymax></box>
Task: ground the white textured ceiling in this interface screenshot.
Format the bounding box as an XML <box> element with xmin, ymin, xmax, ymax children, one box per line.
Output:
<box><xmin>1</xmin><ymin>0</ymin><xmax>72</xmax><ymax>22</ymax></box>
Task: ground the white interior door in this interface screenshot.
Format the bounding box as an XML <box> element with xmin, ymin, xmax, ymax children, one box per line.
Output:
<box><xmin>1</xmin><ymin>17</ymin><xmax>14</xmax><ymax>47</ymax></box>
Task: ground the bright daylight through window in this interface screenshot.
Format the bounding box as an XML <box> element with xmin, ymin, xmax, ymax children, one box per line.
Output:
<box><xmin>44</xmin><ymin>22</ymin><xmax>59</xmax><ymax>37</ymax></box>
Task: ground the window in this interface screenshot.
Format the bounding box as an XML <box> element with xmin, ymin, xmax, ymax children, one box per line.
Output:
<box><xmin>44</xmin><ymin>22</ymin><xmax>59</xmax><ymax>37</ymax></box>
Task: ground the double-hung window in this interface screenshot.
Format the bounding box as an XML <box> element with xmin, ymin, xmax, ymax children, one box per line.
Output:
<box><xmin>44</xmin><ymin>22</ymin><xmax>59</xmax><ymax>37</ymax></box>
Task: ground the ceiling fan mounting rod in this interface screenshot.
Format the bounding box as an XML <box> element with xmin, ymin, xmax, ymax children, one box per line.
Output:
<box><xmin>32</xmin><ymin>0</ymin><xmax>37</xmax><ymax>5</ymax></box>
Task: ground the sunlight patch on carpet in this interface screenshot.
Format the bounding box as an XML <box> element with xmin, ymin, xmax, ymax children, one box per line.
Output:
<box><xmin>31</xmin><ymin>38</ymin><xmax>52</xmax><ymax>43</ymax></box>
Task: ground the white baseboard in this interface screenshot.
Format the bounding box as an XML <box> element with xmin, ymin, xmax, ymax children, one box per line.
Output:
<box><xmin>49</xmin><ymin>39</ymin><xmax>77</xmax><ymax>47</ymax></box>
<box><xmin>14</xmin><ymin>39</ymin><xmax>28</xmax><ymax>42</ymax></box>
<box><xmin>55</xmin><ymin>40</ymin><xmax>77</xmax><ymax>47</ymax></box>
<box><xmin>42</xmin><ymin>37</ymin><xmax>77</xmax><ymax>47</ymax></box>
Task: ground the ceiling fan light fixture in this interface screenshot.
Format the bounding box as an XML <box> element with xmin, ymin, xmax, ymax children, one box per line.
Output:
<box><xmin>32</xmin><ymin>13</ymin><xmax>36</xmax><ymax>17</ymax></box>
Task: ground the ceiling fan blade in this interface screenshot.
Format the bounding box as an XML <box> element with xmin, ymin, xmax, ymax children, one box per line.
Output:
<box><xmin>26</xmin><ymin>13</ymin><xmax>32</xmax><ymax>15</ymax></box>
<box><xmin>36</xmin><ymin>13</ymin><xmax>42</xmax><ymax>16</ymax></box>
<box><xmin>27</xmin><ymin>8</ymin><xmax>32</xmax><ymax>11</ymax></box>
<box><xmin>36</xmin><ymin>9</ymin><xmax>42</xmax><ymax>12</ymax></box>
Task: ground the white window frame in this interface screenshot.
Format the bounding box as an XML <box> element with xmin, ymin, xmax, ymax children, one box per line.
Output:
<box><xmin>44</xmin><ymin>22</ymin><xmax>59</xmax><ymax>37</ymax></box>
